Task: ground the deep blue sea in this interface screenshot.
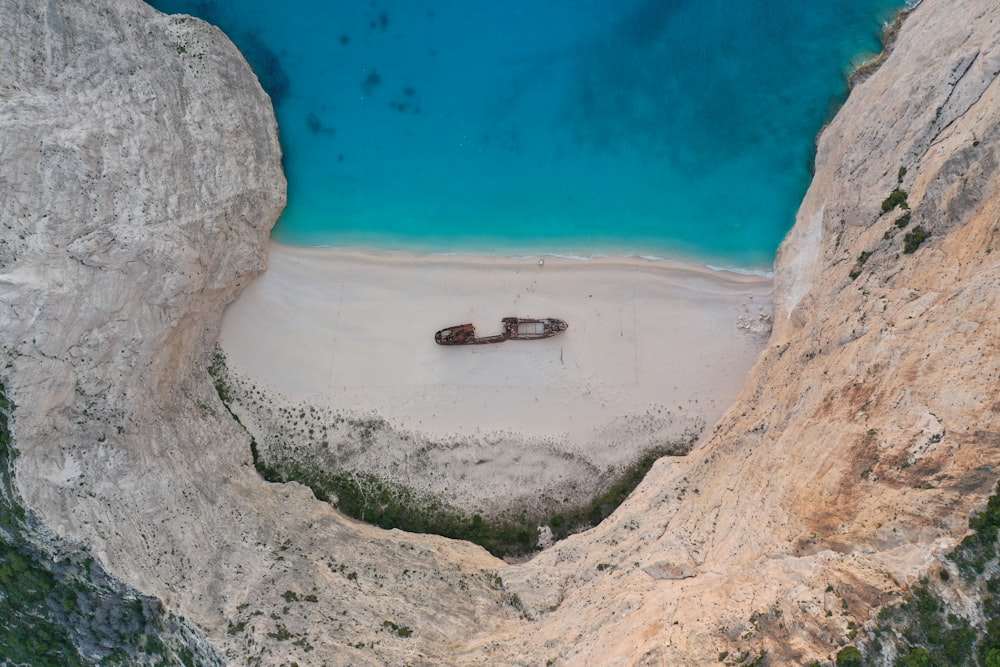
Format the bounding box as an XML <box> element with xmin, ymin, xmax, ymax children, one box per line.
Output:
<box><xmin>148</xmin><ymin>0</ymin><xmax>906</xmax><ymax>269</ymax></box>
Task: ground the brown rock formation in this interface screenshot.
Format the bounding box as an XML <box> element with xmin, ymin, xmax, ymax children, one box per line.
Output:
<box><xmin>494</xmin><ymin>0</ymin><xmax>1000</xmax><ymax>663</ymax></box>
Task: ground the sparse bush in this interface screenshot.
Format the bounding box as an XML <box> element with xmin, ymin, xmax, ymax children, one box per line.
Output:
<box><xmin>382</xmin><ymin>620</ymin><xmax>412</xmax><ymax>638</ymax></box>
<box><xmin>835</xmin><ymin>645</ymin><xmax>863</xmax><ymax>666</ymax></box>
<box><xmin>547</xmin><ymin>443</ymin><xmax>687</xmax><ymax>543</ymax></box>
<box><xmin>862</xmin><ymin>482</ymin><xmax>1000</xmax><ymax>663</ymax></box>
<box><xmin>882</xmin><ymin>187</ymin><xmax>909</xmax><ymax>213</ymax></box>
<box><xmin>903</xmin><ymin>226</ymin><xmax>929</xmax><ymax>254</ymax></box>
<box><xmin>850</xmin><ymin>251</ymin><xmax>873</xmax><ymax>280</ymax></box>
<box><xmin>898</xmin><ymin>647</ymin><xmax>932</xmax><ymax>666</ymax></box>
<box><xmin>209</xmin><ymin>347</ymin><xmax>232</xmax><ymax>403</ymax></box>
<box><xmin>242</xmin><ymin>433</ymin><xmax>690</xmax><ymax>558</ymax></box>
<box><xmin>211</xmin><ymin>348</ymin><xmax>698</xmax><ymax>557</ymax></box>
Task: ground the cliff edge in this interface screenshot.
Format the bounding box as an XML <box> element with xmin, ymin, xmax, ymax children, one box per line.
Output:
<box><xmin>494</xmin><ymin>0</ymin><xmax>1000</xmax><ymax>663</ymax></box>
<box><xmin>2</xmin><ymin>2</ymin><xmax>508</xmax><ymax>665</ymax></box>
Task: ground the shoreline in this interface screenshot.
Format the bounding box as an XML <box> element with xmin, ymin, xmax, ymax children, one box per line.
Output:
<box><xmin>260</xmin><ymin>239</ymin><xmax>776</xmax><ymax>278</ymax></box>
<box><xmin>220</xmin><ymin>241</ymin><xmax>774</xmax><ymax>442</ymax></box>
<box><xmin>268</xmin><ymin>232</ymin><xmax>778</xmax><ymax>277</ymax></box>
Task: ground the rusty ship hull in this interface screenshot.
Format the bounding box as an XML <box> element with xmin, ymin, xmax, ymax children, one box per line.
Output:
<box><xmin>434</xmin><ymin>317</ymin><xmax>568</xmax><ymax>345</ymax></box>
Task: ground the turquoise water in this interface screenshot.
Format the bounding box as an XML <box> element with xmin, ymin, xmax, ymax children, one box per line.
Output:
<box><xmin>149</xmin><ymin>0</ymin><xmax>906</xmax><ymax>268</ymax></box>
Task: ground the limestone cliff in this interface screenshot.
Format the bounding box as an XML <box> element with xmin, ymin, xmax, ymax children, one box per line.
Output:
<box><xmin>494</xmin><ymin>0</ymin><xmax>1000</xmax><ymax>663</ymax></box>
<box><xmin>1</xmin><ymin>0</ymin><xmax>999</xmax><ymax>666</ymax></box>
<box><xmin>1</xmin><ymin>2</ymin><xmax>508</xmax><ymax>665</ymax></box>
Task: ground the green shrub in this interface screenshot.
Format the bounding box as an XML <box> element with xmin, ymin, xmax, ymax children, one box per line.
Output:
<box><xmin>863</xmin><ymin>483</ymin><xmax>1000</xmax><ymax>663</ymax></box>
<box><xmin>382</xmin><ymin>620</ymin><xmax>412</xmax><ymax>638</ymax></box>
<box><xmin>850</xmin><ymin>251</ymin><xmax>873</xmax><ymax>280</ymax></box>
<box><xmin>898</xmin><ymin>647</ymin><xmax>931</xmax><ymax>666</ymax></box>
<box><xmin>249</xmin><ymin>440</ymin><xmax>688</xmax><ymax>558</ymax></box>
<box><xmin>903</xmin><ymin>226</ymin><xmax>929</xmax><ymax>254</ymax></box>
<box><xmin>882</xmin><ymin>187</ymin><xmax>909</xmax><ymax>213</ymax></box>
<box><xmin>209</xmin><ymin>348</ymin><xmax>232</xmax><ymax>403</ymax></box>
<box><xmin>835</xmin><ymin>645</ymin><xmax>863</xmax><ymax>666</ymax></box>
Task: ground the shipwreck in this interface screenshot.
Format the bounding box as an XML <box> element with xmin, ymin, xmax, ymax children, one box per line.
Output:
<box><xmin>434</xmin><ymin>317</ymin><xmax>569</xmax><ymax>345</ymax></box>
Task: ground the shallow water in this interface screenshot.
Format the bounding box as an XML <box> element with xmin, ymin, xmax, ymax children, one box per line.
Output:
<box><xmin>149</xmin><ymin>0</ymin><xmax>906</xmax><ymax>268</ymax></box>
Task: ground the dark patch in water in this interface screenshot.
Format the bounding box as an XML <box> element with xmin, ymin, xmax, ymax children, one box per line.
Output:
<box><xmin>306</xmin><ymin>112</ymin><xmax>335</xmax><ymax>135</ymax></box>
<box><xmin>388</xmin><ymin>86</ymin><xmax>420</xmax><ymax>114</ymax></box>
<box><xmin>619</xmin><ymin>0</ymin><xmax>678</xmax><ymax>46</ymax></box>
<box><xmin>389</xmin><ymin>102</ymin><xmax>419</xmax><ymax>114</ymax></box>
<box><xmin>340</xmin><ymin>34</ymin><xmax>350</xmax><ymax>45</ymax></box>
<box><xmin>368</xmin><ymin>9</ymin><xmax>389</xmax><ymax>32</ymax></box>
<box><xmin>501</xmin><ymin>128</ymin><xmax>522</xmax><ymax>155</ymax></box>
<box><xmin>555</xmin><ymin>0</ymin><xmax>741</xmax><ymax>172</ymax></box>
<box><xmin>361</xmin><ymin>69</ymin><xmax>382</xmax><ymax>96</ymax></box>
<box><xmin>240</xmin><ymin>31</ymin><xmax>290</xmax><ymax>106</ymax></box>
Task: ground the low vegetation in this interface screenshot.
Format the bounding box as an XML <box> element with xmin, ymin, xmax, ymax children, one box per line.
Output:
<box><xmin>881</xmin><ymin>187</ymin><xmax>909</xmax><ymax>213</ymax></box>
<box><xmin>249</xmin><ymin>439</ymin><xmax>684</xmax><ymax>558</ymax></box>
<box><xmin>835</xmin><ymin>645</ymin><xmax>863</xmax><ymax>666</ymax></box>
<box><xmin>840</xmin><ymin>480</ymin><xmax>1000</xmax><ymax>665</ymax></box>
<box><xmin>903</xmin><ymin>225</ymin><xmax>930</xmax><ymax>254</ymax></box>
<box><xmin>382</xmin><ymin>620</ymin><xmax>413</xmax><ymax>638</ymax></box>
<box><xmin>849</xmin><ymin>251</ymin><xmax>874</xmax><ymax>280</ymax></box>
<box><xmin>861</xmin><ymin>169</ymin><xmax>931</xmax><ymax>278</ymax></box>
<box><xmin>211</xmin><ymin>348</ymin><xmax>692</xmax><ymax>558</ymax></box>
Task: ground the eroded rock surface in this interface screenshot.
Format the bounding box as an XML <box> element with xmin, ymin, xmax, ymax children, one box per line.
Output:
<box><xmin>492</xmin><ymin>1</ymin><xmax>1000</xmax><ymax>663</ymax></box>
<box><xmin>1</xmin><ymin>2</ymin><xmax>509</xmax><ymax>665</ymax></box>
<box><xmin>1</xmin><ymin>0</ymin><xmax>999</xmax><ymax>665</ymax></box>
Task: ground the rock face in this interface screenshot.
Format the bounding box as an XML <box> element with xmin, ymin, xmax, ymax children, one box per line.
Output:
<box><xmin>1</xmin><ymin>0</ymin><xmax>998</xmax><ymax>665</ymax></box>
<box><xmin>492</xmin><ymin>0</ymin><xmax>1000</xmax><ymax>663</ymax></box>
<box><xmin>1</xmin><ymin>2</ymin><xmax>509</xmax><ymax>665</ymax></box>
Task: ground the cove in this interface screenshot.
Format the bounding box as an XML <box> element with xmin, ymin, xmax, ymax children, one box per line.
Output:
<box><xmin>147</xmin><ymin>0</ymin><xmax>908</xmax><ymax>269</ymax></box>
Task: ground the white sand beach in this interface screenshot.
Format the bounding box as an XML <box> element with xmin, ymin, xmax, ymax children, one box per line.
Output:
<box><xmin>217</xmin><ymin>242</ymin><xmax>773</xmax><ymax>515</ymax></box>
<box><xmin>221</xmin><ymin>243</ymin><xmax>772</xmax><ymax>439</ymax></box>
